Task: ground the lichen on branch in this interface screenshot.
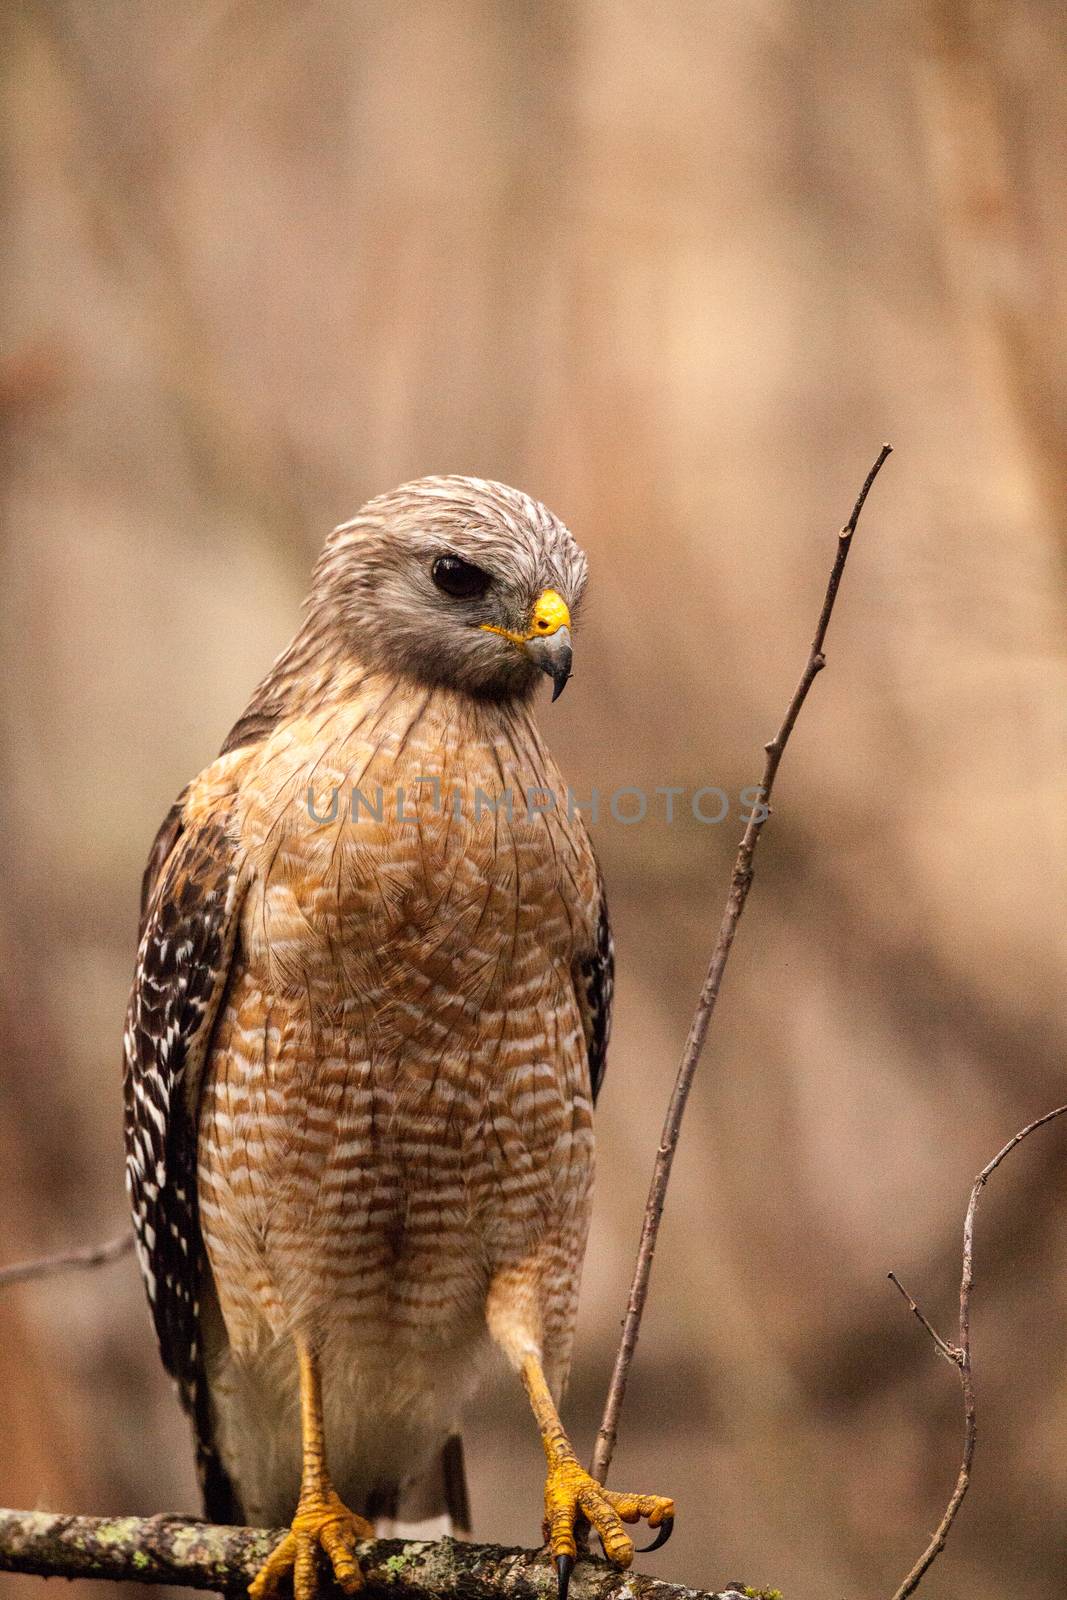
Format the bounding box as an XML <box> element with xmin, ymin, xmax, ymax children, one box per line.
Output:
<box><xmin>0</xmin><ymin>1507</ymin><xmax>747</xmax><ymax>1600</ymax></box>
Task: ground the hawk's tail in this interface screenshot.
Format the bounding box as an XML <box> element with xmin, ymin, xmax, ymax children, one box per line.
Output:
<box><xmin>195</xmin><ymin>1400</ymin><xmax>246</xmax><ymax>1525</ymax></box>
<box><xmin>442</xmin><ymin>1433</ymin><xmax>472</xmax><ymax>1537</ymax></box>
<box><xmin>373</xmin><ymin>1434</ymin><xmax>471</xmax><ymax>1540</ymax></box>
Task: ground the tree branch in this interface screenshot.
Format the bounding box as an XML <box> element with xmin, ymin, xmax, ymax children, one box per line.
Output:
<box><xmin>885</xmin><ymin>1273</ymin><xmax>959</xmax><ymax>1367</ymax></box>
<box><xmin>0</xmin><ymin>1230</ymin><xmax>134</xmax><ymax>1289</ymax></box>
<box><xmin>887</xmin><ymin>1102</ymin><xmax>1067</xmax><ymax>1600</ymax></box>
<box><xmin>591</xmin><ymin>445</ymin><xmax>893</xmax><ymax>1484</ymax></box>
<box><xmin>0</xmin><ymin>1508</ymin><xmax>760</xmax><ymax>1600</ymax></box>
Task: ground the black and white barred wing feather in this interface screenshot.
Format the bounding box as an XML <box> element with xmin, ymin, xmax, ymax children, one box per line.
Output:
<box><xmin>123</xmin><ymin>803</ymin><xmax>246</xmax><ymax>1513</ymax></box>
<box><xmin>574</xmin><ymin>879</ymin><xmax>613</xmax><ymax>1106</ymax></box>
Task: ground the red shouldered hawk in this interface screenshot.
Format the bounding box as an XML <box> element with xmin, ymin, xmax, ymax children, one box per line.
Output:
<box><xmin>123</xmin><ymin>478</ymin><xmax>673</xmax><ymax>1600</ymax></box>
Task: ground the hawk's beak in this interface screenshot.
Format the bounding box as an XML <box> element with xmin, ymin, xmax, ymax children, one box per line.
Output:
<box><xmin>526</xmin><ymin>624</ymin><xmax>573</xmax><ymax>701</ymax></box>
<box><xmin>481</xmin><ymin>589</ymin><xmax>574</xmax><ymax>701</ymax></box>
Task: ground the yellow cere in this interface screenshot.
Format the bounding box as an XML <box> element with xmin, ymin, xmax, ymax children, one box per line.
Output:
<box><xmin>481</xmin><ymin>588</ymin><xmax>571</xmax><ymax>647</ymax></box>
<box><xmin>529</xmin><ymin>589</ymin><xmax>571</xmax><ymax>636</ymax></box>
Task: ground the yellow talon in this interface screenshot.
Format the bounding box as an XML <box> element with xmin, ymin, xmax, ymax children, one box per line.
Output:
<box><xmin>248</xmin><ymin>1339</ymin><xmax>373</xmax><ymax>1600</ymax></box>
<box><xmin>542</xmin><ymin>1451</ymin><xmax>674</xmax><ymax>1570</ymax></box>
<box><xmin>518</xmin><ymin>1348</ymin><xmax>673</xmax><ymax>1600</ymax></box>
<box><xmin>248</xmin><ymin>1489</ymin><xmax>373</xmax><ymax>1600</ymax></box>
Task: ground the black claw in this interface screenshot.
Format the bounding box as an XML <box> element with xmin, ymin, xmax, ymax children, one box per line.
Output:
<box><xmin>555</xmin><ymin>1553</ymin><xmax>575</xmax><ymax>1600</ymax></box>
<box><xmin>637</xmin><ymin>1517</ymin><xmax>674</xmax><ymax>1555</ymax></box>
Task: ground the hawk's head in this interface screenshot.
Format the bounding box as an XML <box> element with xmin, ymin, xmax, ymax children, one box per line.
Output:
<box><xmin>308</xmin><ymin>476</ymin><xmax>589</xmax><ymax>702</ymax></box>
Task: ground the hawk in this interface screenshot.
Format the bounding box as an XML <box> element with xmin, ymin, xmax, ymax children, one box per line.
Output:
<box><xmin>123</xmin><ymin>477</ymin><xmax>673</xmax><ymax>1600</ymax></box>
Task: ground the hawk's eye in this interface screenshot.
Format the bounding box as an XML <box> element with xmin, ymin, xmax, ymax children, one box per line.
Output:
<box><xmin>431</xmin><ymin>555</ymin><xmax>492</xmax><ymax>600</ymax></box>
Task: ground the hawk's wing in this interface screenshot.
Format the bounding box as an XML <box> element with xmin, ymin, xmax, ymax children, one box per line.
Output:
<box><xmin>574</xmin><ymin>880</ymin><xmax>614</xmax><ymax>1106</ymax></box>
<box><xmin>123</xmin><ymin>795</ymin><xmax>247</xmax><ymax>1519</ymax></box>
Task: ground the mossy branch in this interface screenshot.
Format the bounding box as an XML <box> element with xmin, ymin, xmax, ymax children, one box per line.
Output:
<box><xmin>0</xmin><ymin>1508</ymin><xmax>755</xmax><ymax>1600</ymax></box>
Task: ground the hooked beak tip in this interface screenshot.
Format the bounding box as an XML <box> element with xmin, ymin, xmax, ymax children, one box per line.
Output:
<box><xmin>525</xmin><ymin>625</ymin><xmax>573</xmax><ymax>702</ymax></box>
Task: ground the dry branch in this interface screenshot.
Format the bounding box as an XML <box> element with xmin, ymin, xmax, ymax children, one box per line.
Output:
<box><xmin>0</xmin><ymin>1508</ymin><xmax>757</xmax><ymax>1600</ymax></box>
<box><xmin>887</xmin><ymin>1102</ymin><xmax>1067</xmax><ymax>1600</ymax></box>
<box><xmin>591</xmin><ymin>446</ymin><xmax>893</xmax><ymax>1484</ymax></box>
<box><xmin>0</xmin><ymin>1230</ymin><xmax>134</xmax><ymax>1289</ymax></box>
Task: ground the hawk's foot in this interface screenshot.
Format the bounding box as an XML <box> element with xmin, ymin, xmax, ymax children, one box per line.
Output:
<box><xmin>541</xmin><ymin>1453</ymin><xmax>674</xmax><ymax>1600</ymax></box>
<box><xmin>248</xmin><ymin>1490</ymin><xmax>374</xmax><ymax>1600</ymax></box>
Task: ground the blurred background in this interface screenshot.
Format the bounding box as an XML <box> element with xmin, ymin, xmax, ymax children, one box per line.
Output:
<box><xmin>2</xmin><ymin>2</ymin><xmax>1066</xmax><ymax>1597</ymax></box>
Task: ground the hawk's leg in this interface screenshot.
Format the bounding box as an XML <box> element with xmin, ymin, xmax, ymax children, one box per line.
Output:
<box><xmin>520</xmin><ymin>1353</ymin><xmax>674</xmax><ymax>1600</ymax></box>
<box><xmin>248</xmin><ymin>1339</ymin><xmax>374</xmax><ymax>1600</ymax></box>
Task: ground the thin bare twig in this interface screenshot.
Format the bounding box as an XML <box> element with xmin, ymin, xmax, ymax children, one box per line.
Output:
<box><xmin>591</xmin><ymin>445</ymin><xmax>893</xmax><ymax>1484</ymax></box>
<box><xmin>888</xmin><ymin>1102</ymin><xmax>1067</xmax><ymax>1600</ymax></box>
<box><xmin>0</xmin><ymin>1229</ymin><xmax>134</xmax><ymax>1289</ymax></box>
<box><xmin>886</xmin><ymin>1273</ymin><xmax>959</xmax><ymax>1366</ymax></box>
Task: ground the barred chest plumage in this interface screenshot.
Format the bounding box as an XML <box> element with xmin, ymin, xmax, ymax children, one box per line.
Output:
<box><xmin>194</xmin><ymin>679</ymin><xmax>598</xmax><ymax>1517</ymax></box>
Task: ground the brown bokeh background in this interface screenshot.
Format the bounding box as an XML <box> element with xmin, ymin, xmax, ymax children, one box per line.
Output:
<box><xmin>3</xmin><ymin>3</ymin><xmax>1066</xmax><ymax>1598</ymax></box>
